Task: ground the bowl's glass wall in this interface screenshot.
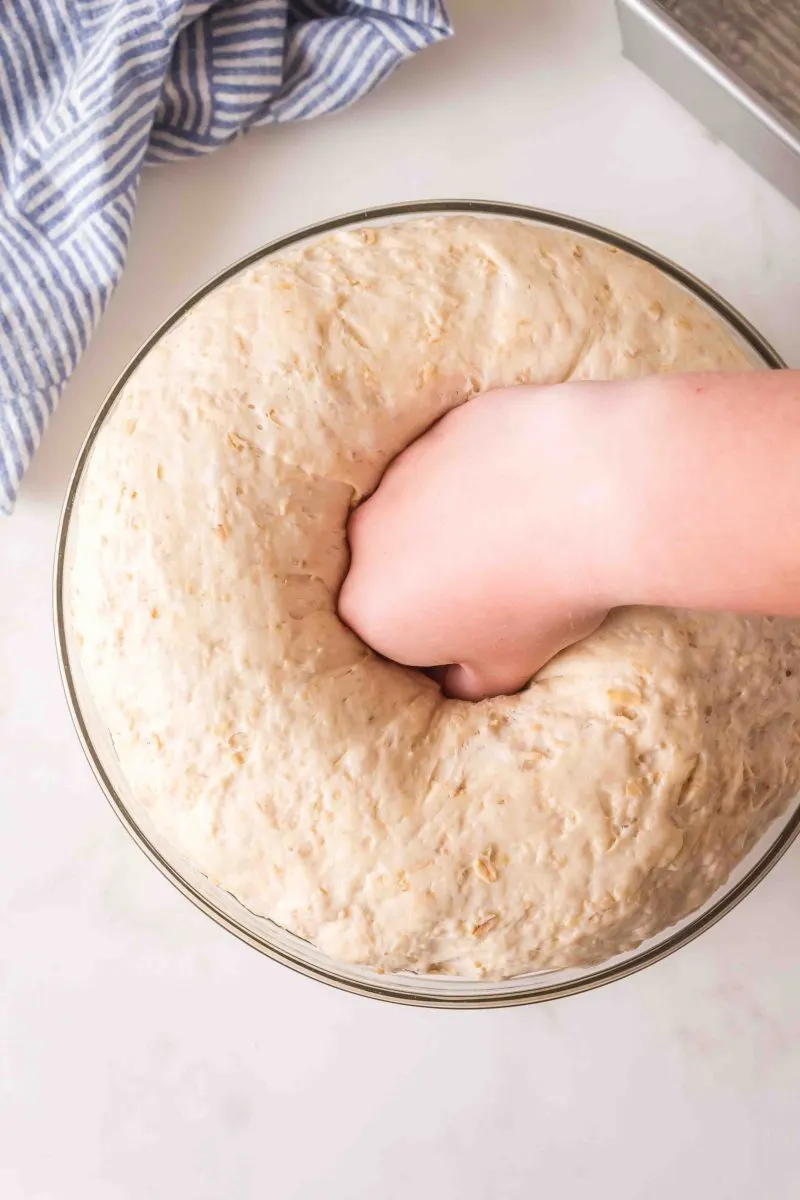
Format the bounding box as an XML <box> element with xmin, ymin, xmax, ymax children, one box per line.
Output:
<box><xmin>55</xmin><ymin>201</ymin><xmax>799</xmax><ymax>1007</ymax></box>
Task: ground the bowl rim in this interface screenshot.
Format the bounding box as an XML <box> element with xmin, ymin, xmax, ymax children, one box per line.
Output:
<box><xmin>54</xmin><ymin>198</ymin><xmax>798</xmax><ymax>1008</ymax></box>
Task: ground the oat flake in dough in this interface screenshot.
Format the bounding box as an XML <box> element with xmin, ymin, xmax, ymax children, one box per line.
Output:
<box><xmin>68</xmin><ymin>216</ymin><xmax>800</xmax><ymax>980</ymax></box>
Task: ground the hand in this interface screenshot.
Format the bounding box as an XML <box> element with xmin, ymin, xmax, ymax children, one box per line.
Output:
<box><xmin>340</xmin><ymin>370</ymin><xmax>800</xmax><ymax>699</ymax></box>
<box><xmin>339</xmin><ymin>384</ymin><xmax>625</xmax><ymax>700</ymax></box>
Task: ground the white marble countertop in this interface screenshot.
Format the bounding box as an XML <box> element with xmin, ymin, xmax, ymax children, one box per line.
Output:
<box><xmin>3</xmin><ymin>2</ymin><xmax>800</xmax><ymax>1197</ymax></box>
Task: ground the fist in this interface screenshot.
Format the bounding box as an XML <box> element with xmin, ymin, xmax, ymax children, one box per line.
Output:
<box><xmin>338</xmin><ymin>384</ymin><xmax>621</xmax><ymax>700</ymax></box>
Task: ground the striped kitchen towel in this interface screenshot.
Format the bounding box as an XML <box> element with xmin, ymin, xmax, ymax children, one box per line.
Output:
<box><xmin>0</xmin><ymin>1</ymin><xmax>452</xmax><ymax>513</ymax></box>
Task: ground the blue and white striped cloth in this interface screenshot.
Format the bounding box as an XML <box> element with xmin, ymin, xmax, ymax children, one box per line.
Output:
<box><xmin>0</xmin><ymin>1</ymin><xmax>451</xmax><ymax>513</ymax></box>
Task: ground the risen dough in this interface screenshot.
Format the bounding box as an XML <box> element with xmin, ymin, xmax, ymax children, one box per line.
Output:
<box><xmin>68</xmin><ymin>216</ymin><xmax>800</xmax><ymax>979</ymax></box>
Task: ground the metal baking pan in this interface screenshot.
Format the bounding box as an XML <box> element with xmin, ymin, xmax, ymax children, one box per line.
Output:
<box><xmin>617</xmin><ymin>0</ymin><xmax>800</xmax><ymax>209</ymax></box>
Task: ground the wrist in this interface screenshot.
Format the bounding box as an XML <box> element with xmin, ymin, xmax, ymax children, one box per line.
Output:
<box><xmin>592</xmin><ymin>374</ymin><xmax>701</xmax><ymax>612</ymax></box>
<box><xmin>560</xmin><ymin>374</ymin><xmax>705</xmax><ymax>614</ymax></box>
<box><xmin>559</xmin><ymin>382</ymin><xmax>649</xmax><ymax>613</ymax></box>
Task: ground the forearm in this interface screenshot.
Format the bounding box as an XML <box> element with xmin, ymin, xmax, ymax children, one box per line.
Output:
<box><xmin>609</xmin><ymin>370</ymin><xmax>800</xmax><ymax>617</ymax></box>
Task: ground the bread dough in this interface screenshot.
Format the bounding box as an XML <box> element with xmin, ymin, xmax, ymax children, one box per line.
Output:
<box><xmin>67</xmin><ymin>216</ymin><xmax>800</xmax><ymax>979</ymax></box>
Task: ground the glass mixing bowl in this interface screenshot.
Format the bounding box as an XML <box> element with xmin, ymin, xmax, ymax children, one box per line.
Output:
<box><xmin>55</xmin><ymin>200</ymin><xmax>799</xmax><ymax>1008</ymax></box>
